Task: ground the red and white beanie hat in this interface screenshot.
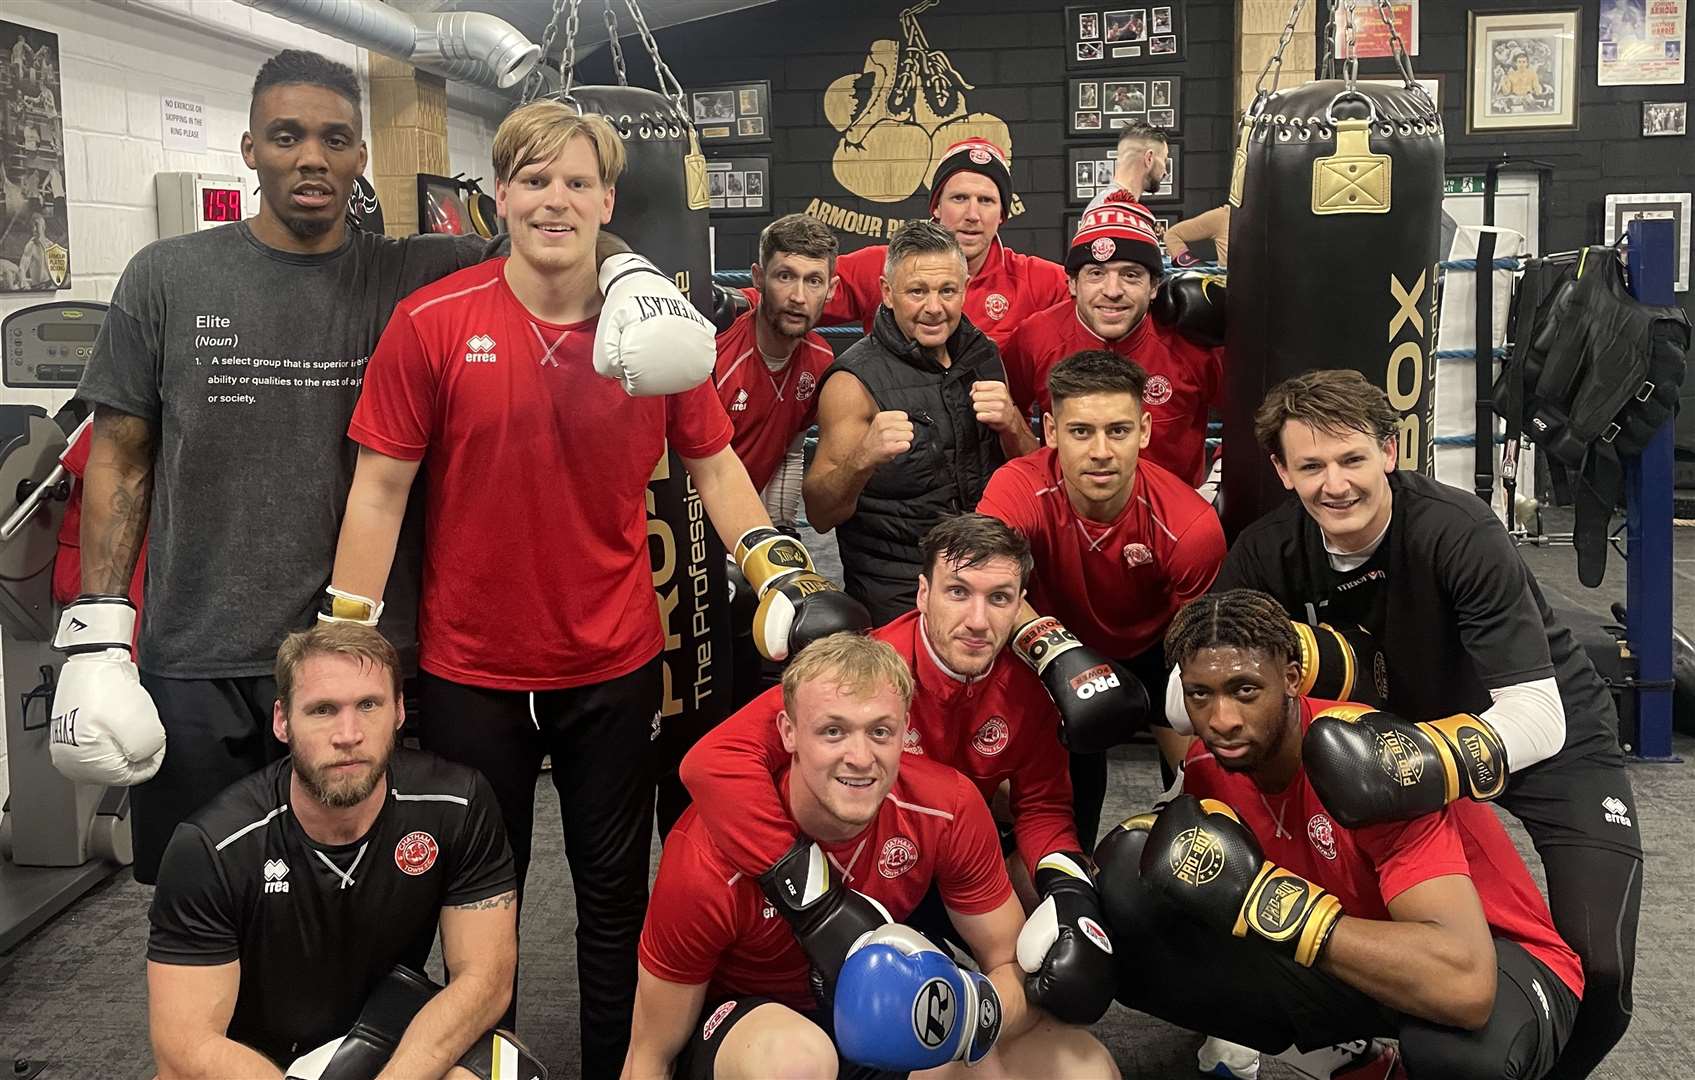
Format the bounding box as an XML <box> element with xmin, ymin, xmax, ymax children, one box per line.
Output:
<box><xmin>1067</xmin><ymin>190</ymin><xmax>1163</xmax><ymax>277</ymax></box>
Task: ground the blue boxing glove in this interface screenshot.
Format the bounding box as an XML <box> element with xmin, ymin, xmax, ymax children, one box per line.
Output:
<box><xmin>834</xmin><ymin>925</ymin><xmax>1002</xmax><ymax>1070</ymax></box>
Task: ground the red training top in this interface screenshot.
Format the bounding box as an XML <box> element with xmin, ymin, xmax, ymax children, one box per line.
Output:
<box><xmin>824</xmin><ymin>239</ymin><xmax>1069</xmax><ymax>349</ymax></box>
<box><xmin>350</xmin><ymin>258</ymin><xmax>733</xmax><ymax>690</ymax></box>
<box><xmin>712</xmin><ymin>304</ymin><xmax>834</xmax><ymax>490</ymax></box>
<box><xmin>978</xmin><ymin>448</ymin><xmax>1224</xmax><ymax>659</ymax></box>
<box><xmin>680</xmin><ymin>610</ymin><xmax>1077</xmax><ymax>878</ymax></box>
<box><xmin>1000</xmin><ymin>300</ymin><xmax>1224</xmax><ymax>486</ymax></box>
<box><xmin>639</xmin><ymin>756</ymin><xmax>1014</xmax><ymax>1010</ymax></box>
<box><xmin>1183</xmin><ymin>697</ymin><xmax>1585</xmax><ymax>998</ymax></box>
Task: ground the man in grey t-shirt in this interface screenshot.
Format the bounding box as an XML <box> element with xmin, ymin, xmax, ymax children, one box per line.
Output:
<box><xmin>56</xmin><ymin>50</ymin><xmax>488</xmax><ymax>884</ymax></box>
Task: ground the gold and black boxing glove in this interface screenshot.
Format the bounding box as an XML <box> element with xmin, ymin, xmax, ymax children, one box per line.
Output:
<box><xmin>1292</xmin><ymin>621</ymin><xmax>1387</xmax><ymax>707</ymax></box>
<box><xmin>1139</xmin><ymin>796</ymin><xmax>1344</xmax><ymax>967</ymax></box>
<box><xmin>735</xmin><ymin>527</ymin><xmax>870</xmax><ymax>662</ymax></box>
<box><xmin>1304</xmin><ymin>705</ymin><xmax>1509</xmax><ymax>829</ymax></box>
<box><xmin>318</xmin><ymin>586</ymin><xmax>383</xmax><ymax>627</ymax></box>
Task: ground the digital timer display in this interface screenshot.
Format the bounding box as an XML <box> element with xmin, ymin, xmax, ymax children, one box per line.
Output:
<box><xmin>201</xmin><ymin>186</ymin><xmax>242</xmax><ymax>222</ymax></box>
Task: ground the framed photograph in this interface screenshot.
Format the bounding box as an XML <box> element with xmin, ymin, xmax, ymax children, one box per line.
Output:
<box><xmin>1357</xmin><ymin>75</ymin><xmax>1444</xmax><ymax>113</ymax></box>
<box><xmin>1067</xmin><ymin>75</ymin><xmax>1181</xmax><ymax>137</ymax></box>
<box><xmin>706</xmin><ymin>155</ymin><xmax>770</xmax><ymax>215</ymax></box>
<box><xmin>1466</xmin><ymin>9</ymin><xmax>1580</xmax><ymax>133</ymax></box>
<box><xmin>1643</xmin><ymin>101</ymin><xmax>1687</xmax><ymax>136</ymax></box>
<box><xmin>1332</xmin><ymin>1</ymin><xmax>1419</xmax><ymax>59</ymax></box>
<box><xmin>1067</xmin><ymin>144</ymin><xmax>1120</xmax><ymax>205</ymax></box>
<box><xmin>1067</xmin><ymin>4</ymin><xmax>1185</xmax><ymax>67</ymax></box>
<box><xmin>1604</xmin><ymin>192</ymin><xmax>1692</xmax><ymax>292</ymax></box>
<box><xmin>691</xmin><ymin>80</ymin><xmax>771</xmax><ymax>144</ymax></box>
<box><xmin>0</xmin><ymin>18</ymin><xmax>70</xmax><ymax>290</ymax></box>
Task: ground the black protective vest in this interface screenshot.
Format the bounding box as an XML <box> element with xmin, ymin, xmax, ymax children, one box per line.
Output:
<box><xmin>826</xmin><ymin>307</ymin><xmax>1009</xmax><ymax>622</ymax></box>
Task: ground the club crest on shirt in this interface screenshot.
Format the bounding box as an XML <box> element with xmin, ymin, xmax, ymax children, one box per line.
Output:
<box><xmin>702</xmin><ymin>999</ymin><xmax>738</xmax><ymax>1041</ymax></box>
<box><xmin>1122</xmin><ymin>542</ymin><xmax>1153</xmax><ymax>568</ymax></box>
<box><xmin>984</xmin><ymin>292</ymin><xmax>1010</xmax><ymax>321</ymax></box>
<box><xmin>1307</xmin><ymin>814</ymin><xmax>1339</xmax><ymax>860</ymax></box>
<box><xmin>903</xmin><ymin>725</ymin><xmax>925</xmax><ymax>755</ymax></box>
<box><xmin>1144</xmin><ymin>374</ymin><xmax>1173</xmax><ymax>405</ymax></box>
<box><xmin>879</xmin><ymin>836</ymin><xmax>919</xmax><ymax>878</ymax></box>
<box><xmin>796</xmin><ymin>370</ymin><xmax>817</xmax><ymax>402</ymax></box>
<box><xmin>971</xmin><ymin>715</ymin><xmax>1010</xmax><ymax>756</ymax></box>
<box><xmin>394</xmin><ymin>830</ymin><xmax>439</xmax><ymax>876</ymax></box>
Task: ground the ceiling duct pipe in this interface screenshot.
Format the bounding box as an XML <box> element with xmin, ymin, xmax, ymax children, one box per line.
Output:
<box><xmin>236</xmin><ymin>0</ymin><xmax>540</xmax><ymax>90</ymax></box>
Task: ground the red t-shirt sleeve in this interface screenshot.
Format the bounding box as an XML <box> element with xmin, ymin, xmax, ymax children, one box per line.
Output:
<box><xmin>976</xmin><ymin>461</ymin><xmax>1041</xmax><ymax>535</ymax></box>
<box><xmin>1166</xmin><ymin>502</ymin><xmax>1226</xmax><ymax>605</ymax></box>
<box><xmin>1006</xmin><ymin>694</ymin><xmax>1080</xmax><ymax>873</ymax></box>
<box><xmin>349</xmin><ymin>310</ymin><xmax>437</xmax><ymax>460</ymax></box>
<box><xmin>823</xmin><ymin>246</ymin><xmax>882</xmax><ymax>328</ymax></box>
<box><xmin>637</xmin><ymin>827</ymin><xmax>740</xmax><ymax>985</ymax></box>
<box><xmin>676</xmin><ymin>686</ymin><xmax>798</xmax><ymax>875</ymax></box>
<box><xmin>1354</xmin><ymin>809</ymin><xmax>1474</xmax><ymax>906</ymax></box>
<box><xmin>667</xmin><ymin>379</ymin><xmax>735</xmax><ymax>459</ymax></box>
<box><xmin>937</xmin><ymin>772</ymin><xmax>1016</xmax><ymax>916</ymax></box>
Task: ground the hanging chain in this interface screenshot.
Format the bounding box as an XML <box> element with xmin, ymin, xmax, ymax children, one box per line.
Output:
<box><xmin>1374</xmin><ymin>0</ymin><xmax>1421</xmax><ymax>92</ymax></box>
<box><xmin>520</xmin><ymin>0</ymin><xmax>570</xmax><ymax>103</ymax></box>
<box><xmin>1341</xmin><ymin>0</ymin><xmax>1359</xmax><ymax>90</ymax></box>
<box><xmin>604</xmin><ymin>2</ymin><xmax>629</xmax><ymax>86</ymax></box>
<box><xmin>558</xmin><ymin>0</ymin><xmax>583</xmax><ymax>101</ymax></box>
<box><xmin>1321</xmin><ymin>0</ymin><xmax>1337</xmax><ymax>80</ymax></box>
<box><xmin>623</xmin><ymin>0</ymin><xmax>691</xmax><ymax>121</ymax></box>
<box><xmin>1251</xmin><ymin>0</ymin><xmax>1310</xmax><ymax>113</ymax></box>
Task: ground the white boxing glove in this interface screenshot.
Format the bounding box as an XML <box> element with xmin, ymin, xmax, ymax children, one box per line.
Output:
<box><xmin>49</xmin><ymin>596</ymin><xmax>166</xmax><ymax>786</ymax></box>
<box><xmin>1165</xmin><ymin>664</ymin><xmax>1194</xmax><ymax>735</ymax></box>
<box><xmin>284</xmin><ymin>1036</ymin><xmax>344</xmax><ymax>1080</ymax></box>
<box><xmin>593</xmin><ymin>252</ymin><xmax>715</xmax><ymax>396</ymax></box>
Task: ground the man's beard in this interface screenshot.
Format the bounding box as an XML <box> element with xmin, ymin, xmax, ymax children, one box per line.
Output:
<box><xmin>293</xmin><ymin>744</ymin><xmax>391</xmax><ymax>809</ymax></box>
<box><xmin>279</xmin><ymin>207</ymin><xmax>338</xmax><ymax>240</ymax></box>
<box><xmin>760</xmin><ymin>289</ymin><xmax>810</xmax><ymax>341</ymax></box>
<box><xmin>1215</xmin><ymin>696</ymin><xmax>1293</xmax><ymax>774</ymax></box>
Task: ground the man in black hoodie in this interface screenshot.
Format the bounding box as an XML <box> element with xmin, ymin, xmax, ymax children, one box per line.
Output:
<box><xmin>803</xmin><ymin>221</ymin><xmax>1036</xmax><ymax>623</ymax></box>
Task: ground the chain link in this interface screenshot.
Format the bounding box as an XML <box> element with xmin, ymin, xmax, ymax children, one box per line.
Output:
<box><xmin>1375</xmin><ymin>0</ymin><xmax>1422</xmax><ymax>92</ymax></box>
<box><xmin>1341</xmin><ymin>0</ymin><xmax>1359</xmax><ymax>89</ymax></box>
<box><xmin>520</xmin><ymin>0</ymin><xmax>570</xmax><ymax>103</ymax></box>
<box><xmin>1321</xmin><ymin>0</ymin><xmax>1337</xmax><ymax>80</ymax></box>
<box><xmin>560</xmin><ymin>0</ymin><xmax>582</xmax><ymax>101</ymax></box>
<box><xmin>1251</xmin><ymin>0</ymin><xmax>1310</xmax><ymax>112</ymax></box>
<box><xmin>623</xmin><ymin>0</ymin><xmax>691</xmax><ymax>121</ymax></box>
<box><xmin>604</xmin><ymin>2</ymin><xmax>628</xmax><ymax>86</ymax></box>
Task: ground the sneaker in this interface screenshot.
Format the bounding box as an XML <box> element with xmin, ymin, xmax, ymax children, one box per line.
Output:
<box><xmin>1274</xmin><ymin>1039</ymin><xmax>1405</xmax><ymax>1080</ymax></box>
<box><xmin>1197</xmin><ymin>1036</ymin><xmax>1261</xmax><ymax>1079</ymax></box>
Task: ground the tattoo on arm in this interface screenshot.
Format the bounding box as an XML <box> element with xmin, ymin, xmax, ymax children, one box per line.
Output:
<box><xmin>452</xmin><ymin>891</ymin><xmax>517</xmax><ymax>911</ymax></box>
<box><xmin>83</xmin><ymin>407</ymin><xmax>156</xmax><ymax>595</ymax></box>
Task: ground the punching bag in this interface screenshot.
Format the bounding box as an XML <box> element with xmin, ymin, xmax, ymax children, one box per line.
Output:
<box><xmin>568</xmin><ymin>85</ymin><xmax>731</xmax><ymax>828</ymax></box>
<box><xmin>1221</xmin><ymin>81</ymin><xmax>1443</xmax><ymax>538</ymax></box>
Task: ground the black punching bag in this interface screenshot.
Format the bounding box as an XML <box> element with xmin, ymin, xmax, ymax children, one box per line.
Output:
<box><xmin>1221</xmin><ymin>82</ymin><xmax>1443</xmax><ymax>538</ymax></box>
<box><xmin>571</xmin><ymin>85</ymin><xmax>729</xmax><ymax>827</ymax></box>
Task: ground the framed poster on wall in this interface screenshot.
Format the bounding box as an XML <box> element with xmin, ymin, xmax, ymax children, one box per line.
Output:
<box><xmin>690</xmin><ymin>80</ymin><xmax>771</xmax><ymax>144</ymax></box>
<box><xmin>1604</xmin><ymin>192</ymin><xmax>1692</xmax><ymax>292</ymax></box>
<box><xmin>1065</xmin><ymin>4</ymin><xmax>1186</xmax><ymax>69</ymax></box>
<box><xmin>1330</xmin><ymin>1</ymin><xmax>1419</xmax><ymax>59</ymax></box>
<box><xmin>1067</xmin><ymin>143</ymin><xmax>1180</xmax><ymax>206</ymax></box>
<box><xmin>1069</xmin><ymin>75</ymin><xmax>1182</xmax><ymax>137</ymax></box>
<box><xmin>706</xmin><ymin>156</ymin><xmax>770</xmax><ymax>215</ymax></box>
<box><xmin>1466</xmin><ymin>8</ymin><xmax>1580</xmax><ymax>133</ymax></box>
<box><xmin>0</xmin><ymin>18</ymin><xmax>69</xmax><ymax>290</ymax></box>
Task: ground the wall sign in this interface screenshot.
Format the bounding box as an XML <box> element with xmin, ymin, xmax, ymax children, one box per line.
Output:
<box><xmin>1066</xmin><ymin>4</ymin><xmax>1186</xmax><ymax>69</ymax></box>
<box><xmin>1069</xmin><ymin>75</ymin><xmax>1181</xmax><ymax>137</ymax></box>
<box><xmin>707</xmin><ymin>156</ymin><xmax>769</xmax><ymax>215</ymax></box>
<box><xmin>161</xmin><ymin>91</ymin><xmax>206</xmax><ymax>152</ymax></box>
<box><xmin>691</xmin><ymin>79</ymin><xmax>771</xmax><ymax>144</ymax></box>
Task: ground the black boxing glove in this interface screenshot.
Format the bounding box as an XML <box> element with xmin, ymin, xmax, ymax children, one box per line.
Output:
<box><xmin>737</xmin><ymin>527</ymin><xmax>871</xmax><ymax>662</ymax></box>
<box><xmin>1305</xmin><ymin>705</ymin><xmax>1509</xmax><ymax>829</ymax></box>
<box><xmin>285</xmin><ymin>966</ymin><xmax>437</xmax><ymax>1079</ymax></box>
<box><xmin>1293</xmin><ymin>621</ymin><xmax>1387</xmax><ymax>707</ymax></box>
<box><xmin>1013</xmin><ymin>615</ymin><xmax>1150</xmax><ymax>753</ymax></box>
<box><xmin>758</xmin><ymin>837</ymin><xmax>891</xmax><ymax>999</ymax></box>
<box><xmin>1148</xmin><ymin>271</ymin><xmax>1226</xmax><ymax>348</ymax></box>
<box><xmin>1016</xmin><ymin>851</ymin><xmax>1116</xmax><ymax>1024</ymax></box>
<box><xmin>1140</xmin><ymin>796</ymin><xmax>1343</xmax><ymax>967</ymax></box>
<box><xmin>710</xmin><ymin>282</ymin><xmax>752</xmax><ymax>334</ymax></box>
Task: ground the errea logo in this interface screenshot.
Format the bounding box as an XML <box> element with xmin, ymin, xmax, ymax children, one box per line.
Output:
<box><xmin>1602</xmin><ymin>796</ymin><xmax>1633</xmax><ymax>827</ymax></box>
<box><xmin>263</xmin><ymin>858</ymin><xmax>290</xmax><ymax>894</ymax></box>
<box><xmin>465</xmin><ymin>334</ymin><xmax>496</xmax><ymax>363</ymax></box>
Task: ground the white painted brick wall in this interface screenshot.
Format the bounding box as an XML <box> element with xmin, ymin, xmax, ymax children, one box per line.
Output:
<box><xmin>0</xmin><ymin>0</ymin><xmax>502</xmax><ymax>803</ymax></box>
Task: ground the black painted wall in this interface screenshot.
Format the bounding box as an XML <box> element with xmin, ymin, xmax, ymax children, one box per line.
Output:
<box><xmin>1337</xmin><ymin>0</ymin><xmax>1689</xmax><ymax>304</ymax></box>
<box><xmin>577</xmin><ymin>0</ymin><xmax>1236</xmax><ymax>270</ymax></box>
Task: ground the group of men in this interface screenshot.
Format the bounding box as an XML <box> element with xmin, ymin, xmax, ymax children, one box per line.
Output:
<box><xmin>39</xmin><ymin>44</ymin><xmax>1642</xmax><ymax>1080</ymax></box>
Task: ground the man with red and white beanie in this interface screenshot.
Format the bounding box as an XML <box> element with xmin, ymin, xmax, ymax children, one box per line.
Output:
<box><xmin>1001</xmin><ymin>191</ymin><xmax>1226</xmax><ymax>488</ymax></box>
<box><xmin>819</xmin><ymin>138</ymin><xmax>1068</xmax><ymax>348</ymax></box>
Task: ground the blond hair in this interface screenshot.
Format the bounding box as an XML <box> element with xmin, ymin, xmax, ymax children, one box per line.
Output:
<box><xmin>781</xmin><ymin>633</ymin><xmax>913</xmax><ymax>717</ymax></box>
<box><xmin>275</xmin><ymin>622</ymin><xmax>402</xmax><ymax>714</ymax></box>
<box><xmin>492</xmin><ymin>101</ymin><xmax>625</xmax><ymax>187</ymax></box>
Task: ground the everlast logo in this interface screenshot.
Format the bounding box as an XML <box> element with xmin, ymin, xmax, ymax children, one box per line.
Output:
<box><xmin>1384</xmin><ymin>269</ymin><xmax>1431</xmax><ymax>471</ymax></box>
<box><xmin>1374</xmin><ymin>729</ymin><xmax>1424</xmax><ymax>786</ymax></box>
<box><xmin>50</xmin><ymin>708</ymin><xmax>77</xmax><ymax>746</ymax></box>
<box><xmin>636</xmin><ymin>294</ymin><xmax>710</xmax><ymax>329</ymax></box>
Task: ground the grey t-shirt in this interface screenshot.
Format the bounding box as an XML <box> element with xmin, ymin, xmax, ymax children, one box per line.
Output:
<box><xmin>75</xmin><ymin>222</ymin><xmax>487</xmax><ymax>677</ymax></box>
